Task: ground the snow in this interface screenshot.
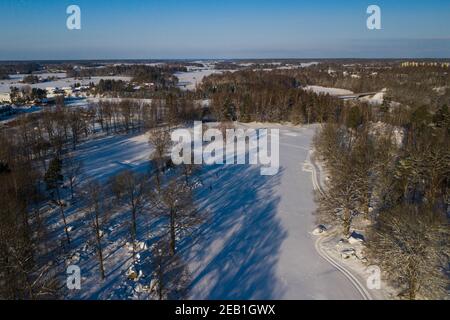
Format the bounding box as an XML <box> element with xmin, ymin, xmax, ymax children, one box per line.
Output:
<box><xmin>360</xmin><ymin>88</ymin><xmax>386</xmax><ymax>105</ymax></box>
<box><xmin>348</xmin><ymin>231</ymin><xmax>365</xmax><ymax>244</ymax></box>
<box><xmin>184</xmin><ymin>123</ymin><xmax>368</xmax><ymax>299</ymax></box>
<box><xmin>59</xmin><ymin>122</ymin><xmax>383</xmax><ymax>300</ymax></box>
<box><xmin>340</xmin><ymin>248</ymin><xmax>357</xmax><ymax>260</ymax></box>
<box><xmin>0</xmin><ymin>75</ymin><xmax>132</xmax><ymax>93</ymax></box>
<box><xmin>369</xmin><ymin>121</ymin><xmax>405</xmax><ymax>147</ymax></box>
<box><xmin>277</xmin><ymin>62</ymin><xmax>319</xmax><ymax>70</ymax></box>
<box><xmin>175</xmin><ymin>69</ymin><xmax>225</xmax><ymax>91</ymax></box>
<box><xmin>127</xmin><ymin>266</ymin><xmax>143</xmax><ymax>282</ymax></box>
<box><xmin>309</xmin><ymin>154</ymin><xmax>391</xmax><ymax>300</ymax></box>
<box><xmin>312</xmin><ymin>225</ymin><xmax>327</xmax><ymax>236</ymax></box>
<box><xmin>305</xmin><ymin>85</ymin><xmax>354</xmax><ymax>96</ymax></box>
<box><xmin>76</xmin><ymin>132</ymin><xmax>153</xmax><ymax>182</ymax></box>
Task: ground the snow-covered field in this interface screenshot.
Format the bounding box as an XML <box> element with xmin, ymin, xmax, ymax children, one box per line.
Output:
<box><xmin>62</xmin><ymin>123</ymin><xmax>378</xmax><ymax>299</ymax></box>
<box><xmin>305</xmin><ymin>85</ymin><xmax>354</xmax><ymax>96</ymax></box>
<box><xmin>0</xmin><ymin>75</ymin><xmax>132</xmax><ymax>93</ymax></box>
<box><xmin>76</xmin><ymin>132</ymin><xmax>153</xmax><ymax>183</ymax></box>
<box><xmin>175</xmin><ymin>69</ymin><xmax>225</xmax><ymax>91</ymax></box>
<box><xmin>360</xmin><ymin>89</ymin><xmax>386</xmax><ymax>105</ymax></box>
<box><xmin>185</xmin><ymin>124</ymin><xmax>369</xmax><ymax>299</ymax></box>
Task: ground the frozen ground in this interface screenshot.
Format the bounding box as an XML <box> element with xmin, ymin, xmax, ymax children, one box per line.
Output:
<box><xmin>0</xmin><ymin>75</ymin><xmax>132</xmax><ymax>93</ymax></box>
<box><xmin>60</xmin><ymin>132</ymin><xmax>155</xmax><ymax>299</ymax></box>
<box><xmin>60</xmin><ymin>123</ymin><xmax>377</xmax><ymax>299</ymax></box>
<box><xmin>175</xmin><ymin>69</ymin><xmax>225</xmax><ymax>91</ymax></box>
<box><xmin>76</xmin><ymin>132</ymin><xmax>153</xmax><ymax>183</ymax></box>
<box><xmin>360</xmin><ymin>89</ymin><xmax>386</xmax><ymax>105</ymax></box>
<box><xmin>184</xmin><ymin>123</ymin><xmax>370</xmax><ymax>299</ymax></box>
<box><xmin>305</xmin><ymin>85</ymin><xmax>354</xmax><ymax>96</ymax></box>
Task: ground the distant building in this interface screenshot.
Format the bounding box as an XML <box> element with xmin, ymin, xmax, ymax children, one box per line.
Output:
<box><xmin>401</xmin><ymin>61</ymin><xmax>450</xmax><ymax>68</ymax></box>
<box><xmin>0</xmin><ymin>92</ymin><xmax>11</xmax><ymax>103</ymax></box>
<box><xmin>327</xmin><ymin>68</ymin><xmax>336</xmax><ymax>75</ymax></box>
<box><xmin>46</xmin><ymin>87</ymin><xmax>57</xmax><ymax>94</ymax></box>
<box><xmin>62</xmin><ymin>87</ymin><xmax>73</xmax><ymax>96</ymax></box>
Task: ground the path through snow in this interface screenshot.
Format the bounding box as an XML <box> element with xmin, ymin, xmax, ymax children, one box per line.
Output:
<box><xmin>185</xmin><ymin>124</ymin><xmax>366</xmax><ymax>299</ymax></box>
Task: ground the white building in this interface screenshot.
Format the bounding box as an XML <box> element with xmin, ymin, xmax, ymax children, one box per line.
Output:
<box><xmin>62</xmin><ymin>87</ymin><xmax>73</xmax><ymax>96</ymax></box>
<box><xmin>0</xmin><ymin>92</ymin><xmax>11</xmax><ymax>103</ymax></box>
<box><xmin>46</xmin><ymin>87</ymin><xmax>57</xmax><ymax>94</ymax></box>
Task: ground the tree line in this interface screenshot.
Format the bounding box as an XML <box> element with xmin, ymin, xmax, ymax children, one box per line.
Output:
<box><xmin>314</xmin><ymin>100</ymin><xmax>449</xmax><ymax>299</ymax></box>
<box><xmin>0</xmin><ymin>95</ymin><xmax>204</xmax><ymax>299</ymax></box>
<box><xmin>200</xmin><ymin>70</ymin><xmax>345</xmax><ymax>124</ymax></box>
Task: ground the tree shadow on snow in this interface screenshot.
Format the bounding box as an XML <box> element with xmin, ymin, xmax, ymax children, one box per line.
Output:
<box><xmin>183</xmin><ymin>163</ymin><xmax>286</xmax><ymax>299</ymax></box>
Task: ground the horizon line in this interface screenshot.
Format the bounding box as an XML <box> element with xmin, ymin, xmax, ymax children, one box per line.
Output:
<box><xmin>1</xmin><ymin>57</ymin><xmax>450</xmax><ymax>63</ymax></box>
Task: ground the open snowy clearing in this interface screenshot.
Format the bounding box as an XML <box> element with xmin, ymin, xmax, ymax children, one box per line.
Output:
<box><xmin>0</xmin><ymin>75</ymin><xmax>132</xmax><ymax>93</ymax></box>
<box><xmin>63</xmin><ymin>123</ymin><xmax>377</xmax><ymax>299</ymax></box>
<box><xmin>359</xmin><ymin>89</ymin><xmax>386</xmax><ymax>105</ymax></box>
<box><xmin>175</xmin><ymin>69</ymin><xmax>237</xmax><ymax>91</ymax></box>
<box><xmin>185</xmin><ymin>124</ymin><xmax>369</xmax><ymax>299</ymax></box>
<box><xmin>305</xmin><ymin>85</ymin><xmax>354</xmax><ymax>96</ymax></box>
<box><xmin>175</xmin><ymin>69</ymin><xmax>224</xmax><ymax>91</ymax></box>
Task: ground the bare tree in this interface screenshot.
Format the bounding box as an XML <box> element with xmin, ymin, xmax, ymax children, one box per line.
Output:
<box><xmin>84</xmin><ymin>181</ymin><xmax>109</xmax><ymax>280</ymax></box>
<box><xmin>181</xmin><ymin>163</ymin><xmax>202</xmax><ymax>189</ymax></box>
<box><xmin>69</xmin><ymin>109</ymin><xmax>85</xmax><ymax>149</ymax></box>
<box><xmin>0</xmin><ymin>136</ymin><xmax>59</xmax><ymax>299</ymax></box>
<box><xmin>44</xmin><ymin>156</ymin><xmax>70</xmax><ymax>244</ymax></box>
<box><xmin>148</xmin><ymin>127</ymin><xmax>171</xmax><ymax>186</ymax></box>
<box><xmin>153</xmin><ymin>175</ymin><xmax>202</xmax><ymax>256</ymax></box>
<box><xmin>110</xmin><ymin>170</ymin><xmax>148</xmax><ymax>262</ymax></box>
<box><xmin>366</xmin><ymin>204</ymin><xmax>449</xmax><ymax>300</ymax></box>
<box><xmin>63</xmin><ymin>153</ymin><xmax>83</xmax><ymax>201</ymax></box>
<box><xmin>150</xmin><ymin>238</ymin><xmax>190</xmax><ymax>300</ymax></box>
<box><xmin>316</xmin><ymin>169</ymin><xmax>361</xmax><ymax>237</ymax></box>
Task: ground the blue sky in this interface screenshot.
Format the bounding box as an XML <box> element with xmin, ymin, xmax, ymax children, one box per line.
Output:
<box><xmin>0</xmin><ymin>0</ymin><xmax>449</xmax><ymax>60</ymax></box>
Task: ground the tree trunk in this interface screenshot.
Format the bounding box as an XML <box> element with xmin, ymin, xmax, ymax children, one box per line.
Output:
<box><xmin>95</xmin><ymin>213</ymin><xmax>105</xmax><ymax>280</ymax></box>
<box><xmin>170</xmin><ymin>209</ymin><xmax>176</xmax><ymax>256</ymax></box>
<box><xmin>96</xmin><ymin>233</ymin><xmax>105</xmax><ymax>280</ymax></box>
<box><xmin>130</xmin><ymin>207</ymin><xmax>137</xmax><ymax>263</ymax></box>
<box><xmin>409</xmin><ymin>275</ymin><xmax>417</xmax><ymax>300</ymax></box>
<box><xmin>343</xmin><ymin>208</ymin><xmax>351</xmax><ymax>237</ymax></box>
<box><xmin>56</xmin><ymin>187</ymin><xmax>70</xmax><ymax>244</ymax></box>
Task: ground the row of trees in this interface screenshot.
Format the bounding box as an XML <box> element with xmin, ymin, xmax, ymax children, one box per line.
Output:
<box><xmin>199</xmin><ymin>68</ymin><xmax>448</xmax><ymax>299</ymax></box>
<box><xmin>0</xmin><ymin>62</ymin><xmax>41</xmax><ymax>77</ymax></box>
<box><xmin>1</xmin><ymin>93</ymin><xmax>205</xmax><ymax>299</ymax></box>
<box><xmin>0</xmin><ymin>130</ymin><xmax>60</xmax><ymax>299</ymax></box>
<box><xmin>201</xmin><ymin>70</ymin><xmax>345</xmax><ymax>124</ymax></box>
<box><xmin>78</xmin><ymin>127</ymin><xmax>202</xmax><ymax>299</ymax></box>
<box><xmin>9</xmin><ymin>98</ymin><xmax>171</xmax><ymax>167</ymax></box>
<box><xmin>314</xmin><ymin>102</ymin><xmax>449</xmax><ymax>299</ymax></box>
<box><xmin>66</xmin><ymin>64</ymin><xmax>186</xmax><ymax>89</ymax></box>
<box><xmin>9</xmin><ymin>86</ymin><xmax>47</xmax><ymax>104</ymax></box>
<box><xmin>283</xmin><ymin>62</ymin><xmax>450</xmax><ymax>109</ymax></box>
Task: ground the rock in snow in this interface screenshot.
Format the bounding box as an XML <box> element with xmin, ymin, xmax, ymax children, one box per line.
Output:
<box><xmin>348</xmin><ymin>231</ymin><xmax>365</xmax><ymax>244</ymax></box>
<box><xmin>340</xmin><ymin>248</ymin><xmax>356</xmax><ymax>259</ymax></box>
<box><xmin>312</xmin><ymin>225</ymin><xmax>328</xmax><ymax>235</ymax></box>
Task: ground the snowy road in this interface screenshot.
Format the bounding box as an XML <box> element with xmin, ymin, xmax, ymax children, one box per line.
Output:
<box><xmin>187</xmin><ymin>124</ymin><xmax>366</xmax><ymax>299</ymax></box>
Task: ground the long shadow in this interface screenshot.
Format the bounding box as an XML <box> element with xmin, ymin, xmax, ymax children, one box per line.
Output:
<box><xmin>76</xmin><ymin>132</ymin><xmax>151</xmax><ymax>183</ymax></box>
<box><xmin>183</xmin><ymin>163</ymin><xmax>287</xmax><ymax>299</ymax></box>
